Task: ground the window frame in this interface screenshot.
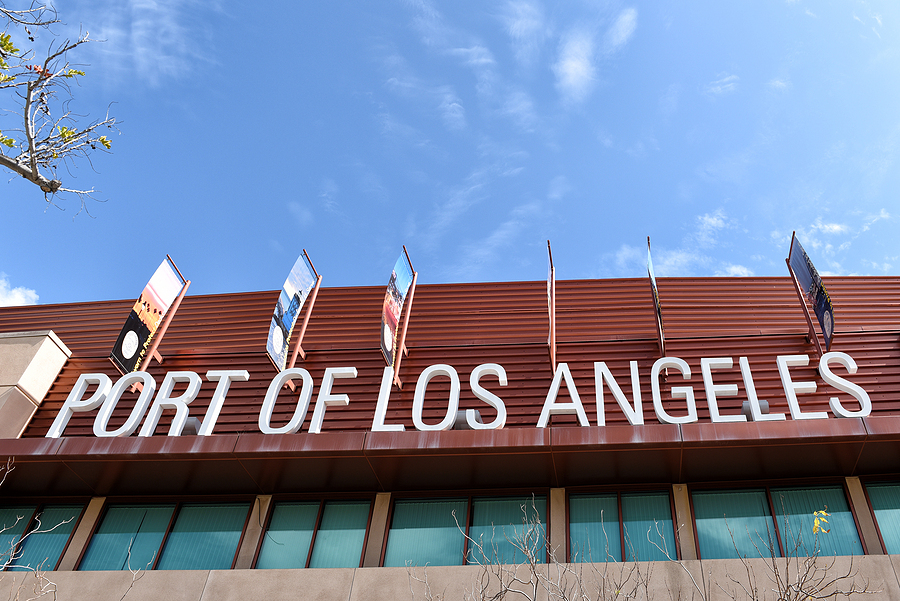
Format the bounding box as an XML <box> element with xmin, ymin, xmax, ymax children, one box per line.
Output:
<box><xmin>74</xmin><ymin>495</ymin><xmax>255</xmax><ymax>571</ymax></box>
<box><xmin>0</xmin><ymin>498</ymin><xmax>87</xmax><ymax>571</ymax></box>
<box><xmin>381</xmin><ymin>489</ymin><xmax>551</xmax><ymax>567</ymax></box>
<box><xmin>688</xmin><ymin>480</ymin><xmax>866</xmax><ymax>560</ymax></box>
<box><xmin>252</xmin><ymin>493</ymin><xmax>376</xmax><ymax>570</ymax></box>
<box><xmin>565</xmin><ymin>486</ymin><xmax>679</xmax><ymax>562</ymax></box>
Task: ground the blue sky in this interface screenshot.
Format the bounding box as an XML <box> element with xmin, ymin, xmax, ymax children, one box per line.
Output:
<box><xmin>1</xmin><ymin>0</ymin><xmax>898</xmax><ymax>306</ymax></box>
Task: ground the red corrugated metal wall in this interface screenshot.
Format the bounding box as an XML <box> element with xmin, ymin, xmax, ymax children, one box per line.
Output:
<box><xmin>1</xmin><ymin>276</ymin><xmax>897</xmax><ymax>438</ymax></box>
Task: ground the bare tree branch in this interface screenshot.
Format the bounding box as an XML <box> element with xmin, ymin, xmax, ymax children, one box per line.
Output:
<box><xmin>1</xmin><ymin>1</ymin><xmax>117</xmax><ymax>210</ymax></box>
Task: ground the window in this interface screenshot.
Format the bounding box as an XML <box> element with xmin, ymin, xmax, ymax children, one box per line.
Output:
<box><xmin>256</xmin><ymin>499</ymin><xmax>371</xmax><ymax>569</ymax></box>
<box><xmin>866</xmin><ymin>482</ymin><xmax>900</xmax><ymax>554</ymax></box>
<box><xmin>0</xmin><ymin>504</ymin><xmax>83</xmax><ymax>571</ymax></box>
<box><xmin>692</xmin><ymin>490</ymin><xmax>778</xmax><ymax>559</ymax></box>
<box><xmin>79</xmin><ymin>502</ymin><xmax>251</xmax><ymax>571</ymax></box>
<box><xmin>569</xmin><ymin>492</ymin><xmax>675</xmax><ymax>562</ymax></box>
<box><xmin>384</xmin><ymin>495</ymin><xmax>546</xmax><ymax>567</ymax></box>
<box><xmin>691</xmin><ymin>486</ymin><xmax>862</xmax><ymax>559</ymax></box>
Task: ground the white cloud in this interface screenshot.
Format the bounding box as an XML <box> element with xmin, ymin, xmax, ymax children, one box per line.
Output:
<box><xmin>704</xmin><ymin>74</ymin><xmax>739</xmax><ymax>96</ymax></box>
<box><xmin>718</xmin><ymin>264</ymin><xmax>754</xmax><ymax>276</ymax></box>
<box><xmin>438</xmin><ymin>91</ymin><xmax>467</xmax><ymax>130</ymax></box>
<box><xmin>501</xmin><ymin>0</ymin><xmax>548</xmax><ymax>66</ymax></box>
<box><xmin>449</xmin><ymin>45</ymin><xmax>496</xmax><ymax>67</ymax></box>
<box><xmin>502</xmin><ymin>90</ymin><xmax>538</xmax><ymax>132</ymax></box>
<box><xmin>603</xmin><ymin>8</ymin><xmax>637</xmax><ymax>54</ymax></box>
<box><xmin>768</xmin><ymin>78</ymin><xmax>790</xmax><ymax>89</ymax></box>
<box><xmin>693</xmin><ymin>209</ymin><xmax>727</xmax><ymax>247</ymax></box>
<box><xmin>553</xmin><ymin>30</ymin><xmax>596</xmax><ymax>105</ymax></box>
<box><xmin>811</xmin><ymin>218</ymin><xmax>848</xmax><ymax>235</ymax></box>
<box><xmin>65</xmin><ymin>0</ymin><xmax>218</xmax><ymax>86</ymax></box>
<box><xmin>0</xmin><ymin>274</ymin><xmax>38</xmax><ymax>306</ymax></box>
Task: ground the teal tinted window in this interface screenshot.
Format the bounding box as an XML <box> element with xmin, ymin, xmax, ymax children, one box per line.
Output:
<box><xmin>771</xmin><ymin>486</ymin><xmax>862</xmax><ymax>557</ymax></box>
<box><xmin>307</xmin><ymin>500</ymin><xmax>370</xmax><ymax>568</ymax></box>
<box><xmin>468</xmin><ymin>496</ymin><xmax>546</xmax><ymax>565</ymax></box>
<box><xmin>569</xmin><ymin>492</ymin><xmax>675</xmax><ymax>562</ymax></box>
<box><xmin>156</xmin><ymin>503</ymin><xmax>250</xmax><ymax>570</ymax></box>
<box><xmin>569</xmin><ymin>494</ymin><xmax>619</xmax><ymax>562</ymax></box>
<box><xmin>622</xmin><ymin>492</ymin><xmax>676</xmax><ymax>561</ymax></box>
<box><xmin>384</xmin><ymin>498</ymin><xmax>468</xmax><ymax>567</ymax></box>
<box><xmin>693</xmin><ymin>490</ymin><xmax>779</xmax><ymax>559</ymax></box>
<box><xmin>256</xmin><ymin>502</ymin><xmax>319</xmax><ymax>569</ymax></box>
<box><xmin>867</xmin><ymin>483</ymin><xmax>900</xmax><ymax>554</ymax></box>
<box><xmin>0</xmin><ymin>506</ymin><xmax>36</xmax><ymax>567</ymax></box>
<box><xmin>79</xmin><ymin>504</ymin><xmax>175</xmax><ymax>571</ymax></box>
<box><xmin>9</xmin><ymin>504</ymin><xmax>83</xmax><ymax>571</ymax></box>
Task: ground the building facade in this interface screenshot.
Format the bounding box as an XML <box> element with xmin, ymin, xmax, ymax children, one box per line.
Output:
<box><xmin>1</xmin><ymin>275</ymin><xmax>900</xmax><ymax>599</ymax></box>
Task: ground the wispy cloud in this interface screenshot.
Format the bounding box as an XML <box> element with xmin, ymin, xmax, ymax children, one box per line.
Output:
<box><xmin>319</xmin><ymin>179</ymin><xmax>340</xmax><ymax>214</ymax></box>
<box><xmin>604</xmin><ymin>209</ymin><xmax>749</xmax><ymax>277</ymax></box>
<box><xmin>65</xmin><ymin>0</ymin><xmax>218</xmax><ymax>86</ymax></box>
<box><xmin>449</xmin><ymin>201</ymin><xmax>542</xmax><ymax>280</ymax></box>
<box><xmin>552</xmin><ymin>8</ymin><xmax>637</xmax><ymax>106</ymax></box>
<box><xmin>704</xmin><ymin>73</ymin><xmax>740</xmax><ymax>96</ymax></box>
<box><xmin>553</xmin><ymin>29</ymin><xmax>596</xmax><ymax>105</ymax></box>
<box><xmin>718</xmin><ymin>264</ymin><xmax>754</xmax><ymax>276</ymax></box>
<box><xmin>501</xmin><ymin>0</ymin><xmax>549</xmax><ymax>67</ymax></box>
<box><xmin>501</xmin><ymin>90</ymin><xmax>538</xmax><ymax>132</ymax></box>
<box><xmin>0</xmin><ymin>274</ymin><xmax>38</xmax><ymax>306</ymax></box>
<box><xmin>692</xmin><ymin>209</ymin><xmax>728</xmax><ymax>247</ymax></box>
<box><xmin>603</xmin><ymin>8</ymin><xmax>637</xmax><ymax>54</ymax></box>
<box><xmin>385</xmin><ymin>64</ymin><xmax>469</xmax><ymax>131</ymax></box>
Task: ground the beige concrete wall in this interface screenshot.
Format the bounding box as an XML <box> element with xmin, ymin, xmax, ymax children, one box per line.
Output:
<box><xmin>0</xmin><ymin>330</ymin><xmax>71</xmax><ymax>438</ymax></box>
<box><xmin>362</xmin><ymin>492</ymin><xmax>391</xmax><ymax>568</ymax></box>
<box><xmin>672</xmin><ymin>483</ymin><xmax>698</xmax><ymax>560</ymax></box>
<box><xmin>11</xmin><ymin>554</ymin><xmax>900</xmax><ymax>601</ymax></box>
<box><xmin>549</xmin><ymin>488</ymin><xmax>566</xmax><ymax>563</ymax></box>
<box><xmin>233</xmin><ymin>495</ymin><xmax>272</xmax><ymax>569</ymax></box>
<box><xmin>846</xmin><ymin>476</ymin><xmax>884</xmax><ymax>555</ymax></box>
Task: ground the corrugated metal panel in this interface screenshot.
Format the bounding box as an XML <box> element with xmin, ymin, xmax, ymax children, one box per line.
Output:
<box><xmin>1</xmin><ymin>276</ymin><xmax>898</xmax><ymax>438</ymax></box>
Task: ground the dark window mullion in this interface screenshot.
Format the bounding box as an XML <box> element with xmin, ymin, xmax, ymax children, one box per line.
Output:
<box><xmin>463</xmin><ymin>495</ymin><xmax>472</xmax><ymax>565</ymax></box>
<box><xmin>304</xmin><ymin>500</ymin><xmax>325</xmax><ymax>569</ymax></box>
<box><xmin>765</xmin><ymin>487</ymin><xmax>786</xmax><ymax>557</ymax></box>
<box><xmin>151</xmin><ymin>502</ymin><xmax>180</xmax><ymax>571</ymax></box>
<box><xmin>617</xmin><ymin>492</ymin><xmax>625</xmax><ymax>562</ymax></box>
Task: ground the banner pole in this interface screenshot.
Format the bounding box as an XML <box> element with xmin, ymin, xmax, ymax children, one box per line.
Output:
<box><xmin>786</xmin><ymin>257</ymin><xmax>823</xmax><ymax>359</ymax></box>
<box><xmin>648</xmin><ymin>237</ymin><xmax>666</xmax><ymax>358</ymax></box>
<box><xmin>547</xmin><ymin>240</ymin><xmax>556</xmax><ymax>373</ymax></box>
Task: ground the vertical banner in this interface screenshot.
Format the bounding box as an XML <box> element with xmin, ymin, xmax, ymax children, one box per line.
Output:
<box><xmin>547</xmin><ymin>240</ymin><xmax>556</xmax><ymax>371</ymax></box>
<box><xmin>647</xmin><ymin>237</ymin><xmax>667</xmax><ymax>357</ymax></box>
<box><xmin>110</xmin><ymin>258</ymin><xmax>187</xmax><ymax>373</ymax></box>
<box><xmin>380</xmin><ymin>250</ymin><xmax>415</xmax><ymax>367</ymax></box>
<box><xmin>267</xmin><ymin>254</ymin><xmax>317</xmax><ymax>371</ymax></box>
<box><xmin>787</xmin><ymin>233</ymin><xmax>835</xmax><ymax>351</ymax></box>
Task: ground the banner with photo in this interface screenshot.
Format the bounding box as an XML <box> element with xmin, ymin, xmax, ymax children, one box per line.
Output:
<box><xmin>110</xmin><ymin>258</ymin><xmax>187</xmax><ymax>373</ymax></box>
<box><xmin>788</xmin><ymin>234</ymin><xmax>835</xmax><ymax>351</ymax></box>
<box><xmin>266</xmin><ymin>254</ymin><xmax>317</xmax><ymax>371</ymax></box>
<box><xmin>380</xmin><ymin>251</ymin><xmax>415</xmax><ymax>367</ymax></box>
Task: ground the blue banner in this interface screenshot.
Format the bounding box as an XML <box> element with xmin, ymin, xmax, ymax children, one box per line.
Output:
<box><xmin>267</xmin><ymin>254</ymin><xmax>316</xmax><ymax>370</ymax></box>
